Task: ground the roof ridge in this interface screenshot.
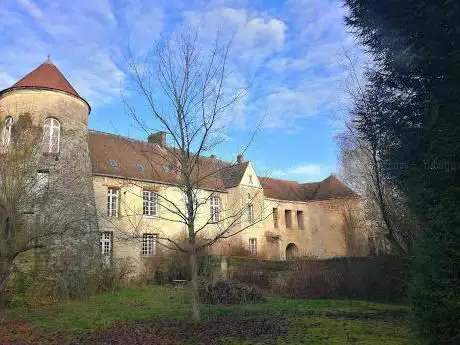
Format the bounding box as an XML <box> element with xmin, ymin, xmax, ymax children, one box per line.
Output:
<box><xmin>89</xmin><ymin>129</ymin><xmax>152</xmax><ymax>146</ymax></box>
<box><xmin>89</xmin><ymin>129</ymin><xmax>236</xmax><ymax>166</ymax></box>
<box><xmin>259</xmin><ymin>176</ymin><xmax>301</xmax><ymax>184</ymax></box>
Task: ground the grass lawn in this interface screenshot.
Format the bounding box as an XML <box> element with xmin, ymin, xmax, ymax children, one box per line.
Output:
<box><xmin>0</xmin><ymin>285</ymin><xmax>410</xmax><ymax>345</ymax></box>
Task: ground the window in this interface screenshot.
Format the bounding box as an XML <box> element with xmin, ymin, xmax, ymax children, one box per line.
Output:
<box><xmin>249</xmin><ymin>238</ymin><xmax>257</xmax><ymax>256</ymax></box>
<box><xmin>1</xmin><ymin>117</ymin><xmax>13</xmax><ymax>147</ymax></box>
<box><xmin>297</xmin><ymin>210</ymin><xmax>304</xmax><ymax>229</ymax></box>
<box><xmin>36</xmin><ymin>171</ymin><xmax>49</xmax><ymax>195</ymax></box>
<box><xmin>285</xmin><ymin>209</ymin><xmax>292</xmax><ymax>229</ymax></box>
<box><xmin>273</xmin><ymin>208</ymin><xmax>278</xmax><ymax>228</ymax></box>
<box><xmin>142</xmin><ymin>233</ymin><xmax>157</xmax><ymax>256</ymax></box>
<box><xmin>210</xmin><ymin>196</ymin><xmax>220</xmax><ymax>222</ymax></box>
<box><xmin>42</xmin><ymin>118</ymin><xmax>60</xmax><ymax>153</ymax></box>
<box><xmin>143</xmin><ymin>190</ymin><xmax>158</xmax><ymax>217</ymax></box>
<box><xmin>249</xmin><ymin>174</ymin><xmax>253</xmax><ymax>184</ymax></box>
<box><xmin>100</xmin><ymin>232</ymin><xmax>112</xmax><ymax>257</ymax></box>
<box><xmin>247</xmin><ymin>203</ymin><xmax>254</xmax><ymax>223</ymax></box>
<box><xmin>107</xmin><ymin>187</ymin><xmax>119</xmax><ymax>217</ymax></box>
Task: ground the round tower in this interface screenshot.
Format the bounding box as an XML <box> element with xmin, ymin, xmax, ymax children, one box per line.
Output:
<box><xmin>0</xmin><ymin>58</ymin><xmax>97</xmax><ymax>232</ymax></box>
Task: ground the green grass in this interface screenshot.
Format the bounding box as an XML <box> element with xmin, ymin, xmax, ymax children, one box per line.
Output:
<box><xmin>3</xmin><ymin>285</ymin><xmax>410</xmax><ymax>344</ymax></box>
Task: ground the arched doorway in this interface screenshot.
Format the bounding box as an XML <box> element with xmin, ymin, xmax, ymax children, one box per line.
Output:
<box><xmin>286</xmin><ymin>243</ymin><xmax>299</xmax><ymax>260</ymax></box>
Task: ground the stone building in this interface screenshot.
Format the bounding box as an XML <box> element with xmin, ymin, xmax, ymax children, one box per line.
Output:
<box><xmin>0</xmin><ymin>59</ymin><xmax>100</xmax><ymax>277</ymax></box>
<box><xmin>0</xmin><ymin>60</ymin><xmax>362</xmax><ymax>270</ymax></box>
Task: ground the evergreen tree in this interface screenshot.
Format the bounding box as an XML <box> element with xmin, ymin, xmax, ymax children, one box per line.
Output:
<box><xmin>344</xmin><ymin>1</ymin><xmax>460</xmax><ymax>343</ymax></box>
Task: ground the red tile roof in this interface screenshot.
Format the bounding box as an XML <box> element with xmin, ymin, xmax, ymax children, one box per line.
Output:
<box><xmin>88</xmin><ymin>131</ymin><xmax>358</xmax><ymax>200</ymax></box>
<box><xmin>259</xmin><ymin>175</ymin><xmax>358</xmax><ymax>201</ymax></box>
<box><xmin>11</xmin><ymin>59</ymin><xmax>80</xmax><ymax>97</ymax></box>
<box><xmin>0</xmin><ymin>59</ymin><xmax>91</xmax><ymax>112</ymax></box>
<box><xmin>89</xmin><ymin>131</ymin><xmax>240</xmax><ymax>191</ymax></box>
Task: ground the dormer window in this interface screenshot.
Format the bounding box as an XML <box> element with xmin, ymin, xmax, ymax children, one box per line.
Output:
<box><xmin>42</xmin><ymin>118</ymin><xmax>60</xmax><ymax>154</ymax></box>
<box><xmin>1</xmin><ymin>117</ymin><xmax>13</xmax><ymax>147</ymax></box>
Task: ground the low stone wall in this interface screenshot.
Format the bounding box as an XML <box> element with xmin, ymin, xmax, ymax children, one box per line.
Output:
<box><xmin>222</xmin><ymin>256</ymin><xmax>408</xmax><ymax>303</ymax></box>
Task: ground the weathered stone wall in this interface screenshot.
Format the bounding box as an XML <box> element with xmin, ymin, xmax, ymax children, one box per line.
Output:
<box><xmin>93</xmin><ymin>175</ymin><xmax>229</xmax><ymax>269</ymax></box>
<box><xmin>0</xmin><ymin>88</ymin><xmax>99</xmax><ymax>259</ymax></box>
<box><xmin>263</xmin><ymin>197</ymin><xmax>362</xmax><ymax>260</ymax></box>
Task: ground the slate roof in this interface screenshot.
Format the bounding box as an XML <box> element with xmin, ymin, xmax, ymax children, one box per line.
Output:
<box><xmin>219</xmin><ymin>161</ymin><xmax>250</xmax><ymax>188</ymax></box>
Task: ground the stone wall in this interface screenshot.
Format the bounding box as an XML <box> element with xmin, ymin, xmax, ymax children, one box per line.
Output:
<box><xmin>0</xmin><ymin>88</ymin><xmax>99</xmax><ymax>265</ymax></box>
<box><xmin>263</xmin><ymin>197</ymin><xmax>362</xmax><ymax>260</ymax></box>
<box><xmin>93</xmin><ymin>175</ymin><xmax>230</xmax><ymax>270</ymax></box>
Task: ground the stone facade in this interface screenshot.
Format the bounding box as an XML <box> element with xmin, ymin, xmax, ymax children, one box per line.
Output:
<box><xmin>1</xmin><ymin>60</ymin><xmax>364</xmax><ymax>275</ymax></box>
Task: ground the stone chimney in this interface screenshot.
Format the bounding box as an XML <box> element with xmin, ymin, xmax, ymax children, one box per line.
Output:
<box><xmin>148</xmin><ymin>131</ymin><xmax>166</xmax><ymax>146</ymax></box>
<box><xmin>237</xmin><ymin>153</ymin><xmax>244</xmax><ymax>163</ymax></box>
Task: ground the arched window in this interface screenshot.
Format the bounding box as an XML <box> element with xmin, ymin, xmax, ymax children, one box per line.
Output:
<box><xmin>1</xmin><ymin>117</ymin><xmax>13</xmax><ymax>147</ymax></box>
<box><xmin>42</xmin><ymin>118</ymin><xmax>60</xmax><ymax>153</ymax></box>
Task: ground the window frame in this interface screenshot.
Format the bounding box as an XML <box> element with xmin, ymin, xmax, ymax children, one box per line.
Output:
<box><xmin>249</xmin><ymin>238</ymin><xmax>257</xmax><ymax>256</ymax></box>
<box><xmin>36</xmin><ymin>170</ymin><xmax>50</xmax><ymax>196</ymax></box>
<box><xmin>42</xmin><ymin>118</ymin><xmax>61</xmax><ymax>154</ymax></box>
<box><xmin>100</xmin><ymin>231</ymin><xmax>113</xmax><ymax>257</ymax></box>
<box><xmin>210</xmin><ymin>195</ymin><xmax>220</xmax><ymax>223</ymax></box>
<box><xmin>273</xmin><ymin>208</ymin><xmax>278</xmax><ymax>228</ymax></box>
<box><xmin>1</xmin><ymin>116</ymin><xmax>13</xmax><ymax>147</ymax></box>
<box><xmin>247</xmin><ymin>203</ymin><xmax>254</xmax><ymax>223</ymax></box>
<box><xmin>285</xmin><ymin>209</ymin><xmax>292</xmax><ymax>229</ymax></box>
<box><xmin>143</xmin><ymin>190</ymin><xmax>158</xmax><ymax>218</ymax></box>
<box><xmin>296</xmin><ymin>210</ymin><xmax>304</xmax><ymax>229</ymax></box>
<box><xmin>142</xmin><ymin>233</ymin><xmax>157</xmax><ymax>256</ymax></box>
<box><xmin>107</xmin><ymin>187</ymin><xmax>119</xmax><ymax>217</ymax></box>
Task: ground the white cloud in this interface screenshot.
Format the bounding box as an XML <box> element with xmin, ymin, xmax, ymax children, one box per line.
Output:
<box><xmin>269</xmin><ymin>163</ymin><xmax>334</xmax><ymax>182</ymax></box>
<box><xmin>0</xmin><ymin>0</ymin><xmax>364</xmax><ymax>134</ymax></box>
<box><xmin>16</xmin><ymin>0</ymin><xmax>43</xmax><ymax>20</ymax></box>
<box><xmin>0</xmin><ymin>0</ymin><xmax>166</xmax><ymax>105</ymax></box>
<box><xmin>182</xmin><ymin>7</ymin><xmax>286</xmax><ymax>62</ymax></box>
<box><xmin>273</xmin><ymin>164</ymin><xmax>322</xmax><ymax>176</ymax></box>
<box><xmin>0</xmin><ymin>72</ymin><xmax>15</xmax><ymax>89</ymax></box>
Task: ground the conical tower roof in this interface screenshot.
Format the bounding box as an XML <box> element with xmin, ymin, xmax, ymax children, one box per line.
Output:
<box><xmin>11</xmin><ymin>58</ymin><xmax>80</xmax><ymax>97</ymax></box>
<box><xmin>1</xmin><ymin>58</ymin><xmax>90</xmax><ymax>111</ymax></box>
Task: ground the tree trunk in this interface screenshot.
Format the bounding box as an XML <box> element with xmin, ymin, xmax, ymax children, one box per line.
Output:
<box><xmin>0</xmin><ymin>265</ymin><xmax>12</xmax><ymax>307</ymax></box>
<box><xmin>189</xmin><ymin>251</ymin><xmax>200</xmax><ymax>321</ymax></box>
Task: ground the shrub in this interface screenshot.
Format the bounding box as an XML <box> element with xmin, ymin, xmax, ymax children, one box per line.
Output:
<box><xmin>280</xmin><ymin>256</ymin><xmax>408</xmax><ymax>302</ymax></box>
<box><xmin>144</xmin><ymin>249</ymin><xmax>217</xmax><ymax>284</ymax></box>
<box><xmin>230</xmin><ymin>266</ymin><xmax>274</xmax><ymax>290</ymax></box>
<box><xmin>95</xmin><ymin>258</ymin><xmax>136</xmax><ymax>293</ymax></box>
<box><xmin>199</xmin><ymin>280</ymin><xmax>264</xmax><ymax>304</ymax></box>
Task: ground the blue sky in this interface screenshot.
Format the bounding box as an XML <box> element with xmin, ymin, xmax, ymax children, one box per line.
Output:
<box><xmin>0</xmin><ymin>0</ymin><xmax>365</xmax><ymax>182</ymax></box>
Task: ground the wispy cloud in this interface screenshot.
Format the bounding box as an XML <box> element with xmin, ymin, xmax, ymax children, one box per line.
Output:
<box><xmin>272</xmin><ymin>164</ymin><xmax>322</xmax><ymax>178</ymax></box>
<box><xmin>0</xmin><ymin>0</ymin><xmax>364</xmax><ymax>132</ymax></box>
<box><xmin>0</xmin><ymin>0</ymin><xmax>165</xmax><ymax>105</ymax></box>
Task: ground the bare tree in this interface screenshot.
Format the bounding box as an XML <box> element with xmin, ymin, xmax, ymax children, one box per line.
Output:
<box><xmin>120</xmin><ymin>31</ymin><xmax>269</xmax><ymax>320</ymax></box>
<box><xmin>341</xmin><ymin>203</ymin><xmax>369</xmax><ymax>257</ymax></box>
<box><xmin>338</xmin><ymin>54</ymin><xmax>417</xmax><ymax>255</ymax></box>
<box><xmin>0</xmin><ymin>113</ymin><xmax>99</xmax><ymax>305</ymax></box>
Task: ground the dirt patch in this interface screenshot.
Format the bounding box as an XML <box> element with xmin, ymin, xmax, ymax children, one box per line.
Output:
<box><xmin>67</xmin><ymin>317</ymin><xmax>288</xmax><ymax>345</ymax></box>
<box><xmin>0</xmin><ymin>320</ymin><xmax>67</xmax><ymax>345</ymax></box>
